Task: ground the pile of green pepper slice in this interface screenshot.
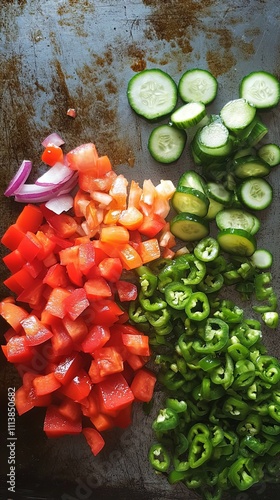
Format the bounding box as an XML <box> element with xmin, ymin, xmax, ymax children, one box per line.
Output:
<box><xmin>128</xmin><ymin>237</ymin><xmax>280</xmax><ymax>500</ymax></box>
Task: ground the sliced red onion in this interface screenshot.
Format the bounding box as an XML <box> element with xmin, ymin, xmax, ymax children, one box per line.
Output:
<box><xmin>45</xmin><ymin>194</ymin><xmax>74</xmax><ymax>214</ymax></box>
<box><xmin>14</xmin><ymin>172</ymin><xmax>79</xmax><ymax>203</ymax></box>
<box><xmin>41</xmin><ymin>132</ymin><xmax>65</xmax><ymax>148</ymax></box>
<box><xmin>4</xmin><ymin>160</ymin><xmax>32</xmax><ymax>197</ymax></box>
<box><xmin>35</xmin><ymin>162</ymin><xmax>74</xmax><ymax>186</ymax></box>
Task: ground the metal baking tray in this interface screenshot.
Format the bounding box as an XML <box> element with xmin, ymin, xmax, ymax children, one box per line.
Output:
<box><xmin>1</xmin><ymin>1</ymin><xmax>280</xmax><ymax>499</ymax></box>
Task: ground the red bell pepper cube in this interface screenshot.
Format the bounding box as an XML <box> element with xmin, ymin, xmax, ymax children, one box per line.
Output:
<box><xmin>3</xmin><ymin>249</ymin><xmax>26</xmax><ymax>273</ymax></box>
<box><xmin>81</xmin><ymin>324</ymin><xmax>110</xmax><ymax>353</ymax></box>
<box><xmin>43</xmin><ymin>263</ymin><xmax>70</xmax><ymax>288</ymax></box>
<box><xmin>60</xmin><ymin>369</ymin><xmax>92</xmax><ymax>402</ymax></box>
<box><xmin>80</xmin><ymin>388</ymin><xmax>99</xmax><ymax>418</ymax></box>
<box><xmin>0</xmin><ymin>302</ymin><xmax>29</xmax><ymax>333</ymax></box>
<box><xmin>43</xmin><ymin>404</ymin><xmax>82</xmax><ymax>437</ymax></box>
<box><xmin>97</xmin><ymin>373</ymin><xmax>134</xmax><ymax>413</ymax></box>
<box><xmin>58</xmin><ymin>398</ymin><xmax>81</xmax><ymax>422</ymax></box>
<box><xmin>115</xmin><ymin>280</ymin><xmax>138</xmax><ymax>302</ymax></box>
<box><xmin>35</xmin><ymin>230</ymin><xmax>56</xmax><ymax>260</ymax></box>
<box><xmin>1</xmin><ymin>223</ymin><xmax>26</xmax><ymax>250</ymax></box>
<box><xmin>130</xmin><ymin>368</ymin><xmax>157</xmax><ymax>403</ymax></box>
<box><xmin>88</xmin><ymin>299</ymin><xmax>124</xmax><ymax>326</ymax></box>
<box><xmin>84</xmin><ymin>277</ymin><xmax>112</xmax><ymax>301</ymax></box>
<box><xmin>90</xmin><ymin>413</ymin><xmax>114</xmax><ymax>432</ymax></box>
<box><xmin>23</xmin><ymin>258</ymin><xmax>44</xmax><ymax>278</ymax></box>
<box><xmin>126</xmin><ymin>353</ymin><xmax>147</xmax><ymax>371</ymax></box>
<box><xmin>66</xmin><ymin>262</ymin><xmax>84</xmax><ymax>287</ymax></box>
<box><xmin>17</xmin><ymin>231</ymin><xmax>43</xmax><ymax>262</ymax></box>
<box><xmin>45</xmin><ymin>287</ymin><xmax>72</xmax><ymax>319</ymax></box>
<box><xmin>54</xmin><ymin>352</ymin><xmax>84</xmax><ymax>385</ymax></box>
<box><xmin>82</xmin><ymin>427</ymin><xmax>105</xmax><ymax>456</ymax></box>
<box><xmin>62</xmin><ymin>316</ymin><xmax>88</xmax><ymax>344</ymax></box>
<box><xmin>138</xmin><ymin>213</ymin><xmax>166</xmax><ymax>238</ymax></box>
<box><xmin>16</xmin><ymin>204</ymin><xmax>43</xmax><ymax>233</ymax></box>
<box><xmin>51</xmin><ymin>319</ymin><xmax>74</xmax><ymax>356</ymax></box>
<box><xmin>98</xmin><ymin>257</ymin><xmax>123</xmax><ymax>283</ymax></box>
<box><xmin>33</xmin><ymin>372</ymin><xmax>61</xmax><ymax>396</ymax></box>
<box><xmin>63</xmin><ymin>288</ymin><xmax>90</xmax><ymax>320</ymax></box>
<box><xmin>94</xmin><ymin>346</ymin><xmax>124</xmax><ymax>377</ymax></box>
<box><xmin>78</xmin><ymin>241</ymin><xmax>96</xmax><ymax>274</ymax></box>
<box><xmin>113</xmin><ymin>404</ymin><xmax>132</xmax><ymax>429</ymax></box>
<box><xmin>20</xmin><ymin>314</ymin><xmax>53</xmax><ymax>346</ymax></box>
<box><xmin>2</xmin><ymin>335</ymin><xmax>34</xmax><ymax>364</ymax></box>
<box><xmin>121</xmin><ymin>332</ymin><xmax>150</xmax><ymax>357</ymax></box>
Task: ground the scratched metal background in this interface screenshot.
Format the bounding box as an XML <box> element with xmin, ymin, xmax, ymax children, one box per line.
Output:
<box><xmin>0</xmin><ymin>1</ymin><xmax>280</xmax><ymax>499</ymax></box>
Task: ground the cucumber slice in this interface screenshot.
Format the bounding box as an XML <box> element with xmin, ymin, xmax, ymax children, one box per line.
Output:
<box><xmin>148</xmin><ymin>125</ymin><xmax>186</xmax><ymax>163</ymax></box>
<box><xmin>170</xmin><ymin>213</ymin><xmax>209</xmax><ymax>241</ymax></box>
<box><xmin>178</xmin><ymin>170</ymin><xmax>206</xmax><ymax>193</ymax></box>
<box><xmin>251</xmin><ymin>249</ymin><xmax>273</xmax><ymax>269</ymax></box>
<box><xmin>172</xmin><ymin>186</ymin><xmax>209</xmax><ymax>217</ymax></box>
<box><xmin>257</xmin><ymin>143</ymin><xmax>280</xmax><ymax>167</ymax></box>
<box><xmin>220</xmin><ymin>98</ymin><xmax>256</xmax><ymax>134</ymax></box>
<box><xmin>237</xmin><ymin>177</ymin><xmax>273</xmax><ymax>211</ymax></box>
<box><xmin>170</xmin><ymin>102</ymin><xmax>206</xmax><ymax>129</ymax></box>
<box><xmin>216</xmin><ymin>208</ymin><xmax>260</xmax><ymax>234</ymax></box>
<box><xmin>127</xmin><ymin>69</ymin><xmax>177</xmax><ymax>120</ymax></box>
<box><xmin>233</xmin><ymin>155</ymin><xmax>270</xmax><ymax>179</ymax></box>
<box><xmin>206</xmin><ymin>182</ymin><xmax>232</xmax><ymax>205</ymax></box>
<box><xmin>205</xmin><ymin>197</ymin><xmax>224</xmax><ymax>220</ymax></box>
<box><xmin>217</xmin><ymin>228</ymin><xmax>257</xmax><ymax>257</ymax></box>
<box><xmin>239</xmin><ymin>71</ymin><xmax>280</xmax><ymax>109</ymax></box>
<box><xmin>245</xmin><ymin>118</ymin><xmax>268</xmax><ymax>147</ymax></box>
<box><xmin>178</xmin><ymin>69</ymin><xmax>218</xmax><ymax>105</ymax></box>
<box><xmin>191</xmin><ymin>122</ymin><xmax>234</xmax><ymax>163</ymax></box>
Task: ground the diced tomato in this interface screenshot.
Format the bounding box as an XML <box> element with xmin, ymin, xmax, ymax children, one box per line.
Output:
<box><xmin>33</xmin><ymin>372</ymin><xmax>61</xmax><ymax>396</ymax></box>
<box><xmin>109</xmin><ymin>174</ymin><xmax>128</xmax><ymax>210</ymax></box>
<box><xmin>100</xmin><ymin>226</ymin><xmax>130</xmax><ymax>245</ymax></box>
<box><xmin>118</xmin><ymin>206</ymin><xmax>143</xmax><ymax>231</ymax></box>
<box><xmin>73</xmin><ymin>189</ymin><xmax>91</xmax><ymax>217</ymax></box>
<box><xmin>81</xmin><ymin>325</ymin><xmax>110</xmax><ymax>353</ymax></box>
<box><xmin>60</xmin><ymin>369</ymin><xmax>92</xmax><ymax>402</ymax></box>
<box><xmin>103</xmin><ymin>209</ymin><xmax>121</xmax><ymax>225</ymax></box>
<box><xmin>117</xmin><ymin>243</ymin><xmax>142</xmax><ymax>270</ymax></box>
<box><xmin>138</xmin><ymin>213</ymin><xmax>166</xmax><ymax>238</ymax></box>
<box><xmin>127</xmin><ymin>180</ymin><xmax>142</xmax><ymax>209</ymax></box>
<box><xmin>41</xmin><ymin>145</ymin><xmax>64</xmax><ymax>166</ymax></box>
<box><xmin>138</xmin><ymin>238</ymin><xmax>161</xmax><ymax>264</ymax></box>
<box><xmin>97</xmin><ymin>373</ymin><xmax>134</xmax><ymax>413</ymax></box>
<box><xmin>130</xmin><ymin>368</ymin><xmax>157</xmax><ymax>402</ymax></box>
<box><xmin>44</xmin><ymin>404</ymin><xmax>82</xmax><ymax>437</ymax></box>
<box><xmin>66</xmin><ymin>143</ymin><xmax>99</xmax><ymax>174</ymax></box>
<box><xmin>82</xmin><ymin>427</ymin><xmax>105</xmax><ymax>456</ymax></box>
<box><xmin>95</xmin><ymin>155</ymin><xmax>113</xmax><ymax>176</ymax></box>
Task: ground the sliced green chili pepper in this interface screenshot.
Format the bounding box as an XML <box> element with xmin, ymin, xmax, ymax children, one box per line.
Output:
<box><xmin>185</xmin><ymin>292</ymin><xmax>210</xmax><ymax>321</ymax></box>
<box><xmin>188</xmin><ymin>433</ymin><xmax>213</xmax><ymax>468</ymax></box>
<box><xmin>228</xmin><ymin>457</ymin><xmax>260</xmax><ymax>491</ymax></box>
<box><xmin>253</xmin><ymin>291</ymin><xmax>278</xmax><ymax>313</ymax></box>
<box><xmin>227</xmin><ymin>342</ymin><xmax>249</xmax><ymax>361</ymax></box>
<box><xmin>198</xmin><ymin>273</ymin><xmax>224</xmax><ymax>294</ymax></box>
<box><xmin>139</xmin><ymin>290</ymin><xmax>167</xmax><ymax>312</ymax></box>
<box><xmin>194</xmin><ymin>236</ymin><xmax>220</xmax><ymax>262</ymax></box>
<box><xmin>136</xmin><ymin>265</ymin><xmax>158</xmax><ymax>297</ymax></box>
<box><xmin>232</xmin><ymin>359</ymin><xmax>255</xmax><ymax>389</ymax></box>
<box><xmin>237</xmin><ymin>413</ymin><xmax>262</xmax><ymax>436</ymax></box>
<box><xmin>210</xmin><ymin>353</ymin><xmax>234</xmax><ymax>390</ymax></box>
<box><xmin>261</xmin><ymin>419</ymin><xmax>280</xmax><ymax>436</ymax></box>
<box><xmin>158</xmin><ymin>262</ymin><xmax>186</xmax><ymax>292</ymax></box>
<box><xmin>222</xmin><ymin>396</ymin><xmax>249</xmax><ymax>420</ymax></box>
<box><xmin>255</xmin><ymin>272</ymin><xmax>273</xmax><ymax>300</ymax></box>
<box><xmin>256</xmin><ymin>355</ymin><xmax>280</xmax><ymax>385</ymax></box>
<box><xmin>128</xmin><ymin>299</ymin><xmax>147</xmax><ymax>323</ymax></box>
<box><xmin>262</xmin><ymin>311</ymin><xmax>279</xmax><ymax>328</ymax></box>
<box><xmin>198</xmin><ymin>354</ymin><xmax>221</xmax><ymax>372</ymax></box>
<box><xmin>214</xmin><ymin>300</ymin><xmax>243</xmax><ymax>323</ymax></box>
<box><xmin>233</xmin><ymin>321</ymin><xmax>262</xmax><ymax>347</ymax></box>
<box><xmin>240</xmin><ymin>434</ymin><xmax>272</xmax><ymax>456</ymax></box>
<box><xmin>164</xmin><ymin>282</ymin><xmax>192</xmax><ymax>310</ymax></box>
<box><xmin>192</xmin><ymin>317</ymin><xmax>229</xmax><ymax>354</ymax></box>
<box><xmin>210</xmin><ymin>425</ymin><xmax>224</xmax><ymax>447</ymax></box>
<box><xmin>145</xmin><ymin>308</ymin><xmax>171</xmax><ymax>329</ymax></box>
<box><xmin>152</xmin><ymin>408</ymin><xmax>179</xmax><ymax>432</ymax></box>
<box><xmin>268</xmin><ymin>403</ymin><xmax>280</xmax><ymax>423</ymax></box>
<box><xmin>148</xmin><ymin>443</ymin><xmax>170</xmax><ymax>472</ymax></box>
<box><xmin>166</xmin><ymin>398</ymin><xmax>188</xmax><ymax>414</ymax></box>
<box><xmin>168</xmin><ymin>469</ymin><xmax>188</xmax><ymax>484</ymax></box>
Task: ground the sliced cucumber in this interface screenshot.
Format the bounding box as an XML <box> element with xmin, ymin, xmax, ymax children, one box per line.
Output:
<box><xmin>239</xmin><ymin>71</ymin><xmax>280</xmax><ymax>109</ymax></box>
<box><xmin>216</xmin><ymin>208</ymin><xmax>260</xmax><ymax>234</ymax></box>
<box><xmin>233</xmin><ymin>155</ymin><xmax>270</xmax><ymax>179</ymax></box>
<box><xmin>251</xmin><ymin>248</ymin><xmax>273</xmax><ymax>269</ymax></box>
<box><xmin>170</xmin><ymin>213</ymin><xmax>209</xmax><ymax>241</ymax></box>
<box><xmin>220</xmin><ymin>98</ymin><xmax>256</xmax><ymax>135</ymax></box>
<box><xmin>178</xmin><ymin>69</ymin><xmax>218</xmax><ymax>105</ymax></box>
<box><xmin>205</xmin><ymin>197</ymin><xmax>224</xmax><ymax>220</ymax></box>
<box><xmin>217</xmin><ymin>228</ymin><xmax>257</xmax><ymax>257</ymax></box>
<box><xmin>127</xmin><ymin>69</ymin><xmax>177</xmax><ymax>120</ymax></box>
<box><xmin>237</xmin><ymin>177</ymin><xmax>273</xmax><ymax>211</ymax></box>
<box><xmin>170</xmin><ymin>102</ymin><xmax>207</xmax><ymax>129</ymax></box>
<box><xmin>172</xmin><ymin>186</ymin><xmax>209</xmax><ymax>217</ymax></box>
<box><xmin>191</xmin><ymin>122</ymin><xmax>234</xmax><ymax>164</ymax></box>
<box><xmin>177</xmin><ymin>170</ymin><xmax>206</xmax><ymax>193</ymax></box>
<box><xmin>148</xmin><ymin>125</ymin><xmax>186</xmax><ymax>163</ymax></box>
<box><xmin>205</xmin><ymin>182</ymin><xmax>232</xmax><ymax>205</ymax></box>
<box><xmin>257</xmin><ymin>143</ymin><xmax>280</xmax><ymax>167</ymax></box>
<box><xmin>245</xmin><ymin>118</ymin><xmax>268</xmax><ymax>147</ymax></box>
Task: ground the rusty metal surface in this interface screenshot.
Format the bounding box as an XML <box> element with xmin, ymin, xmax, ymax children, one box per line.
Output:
<box><xmin>1</xmin><ymin>1</ymin><xmax>280</xmax><ymax>499</ymax></box>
